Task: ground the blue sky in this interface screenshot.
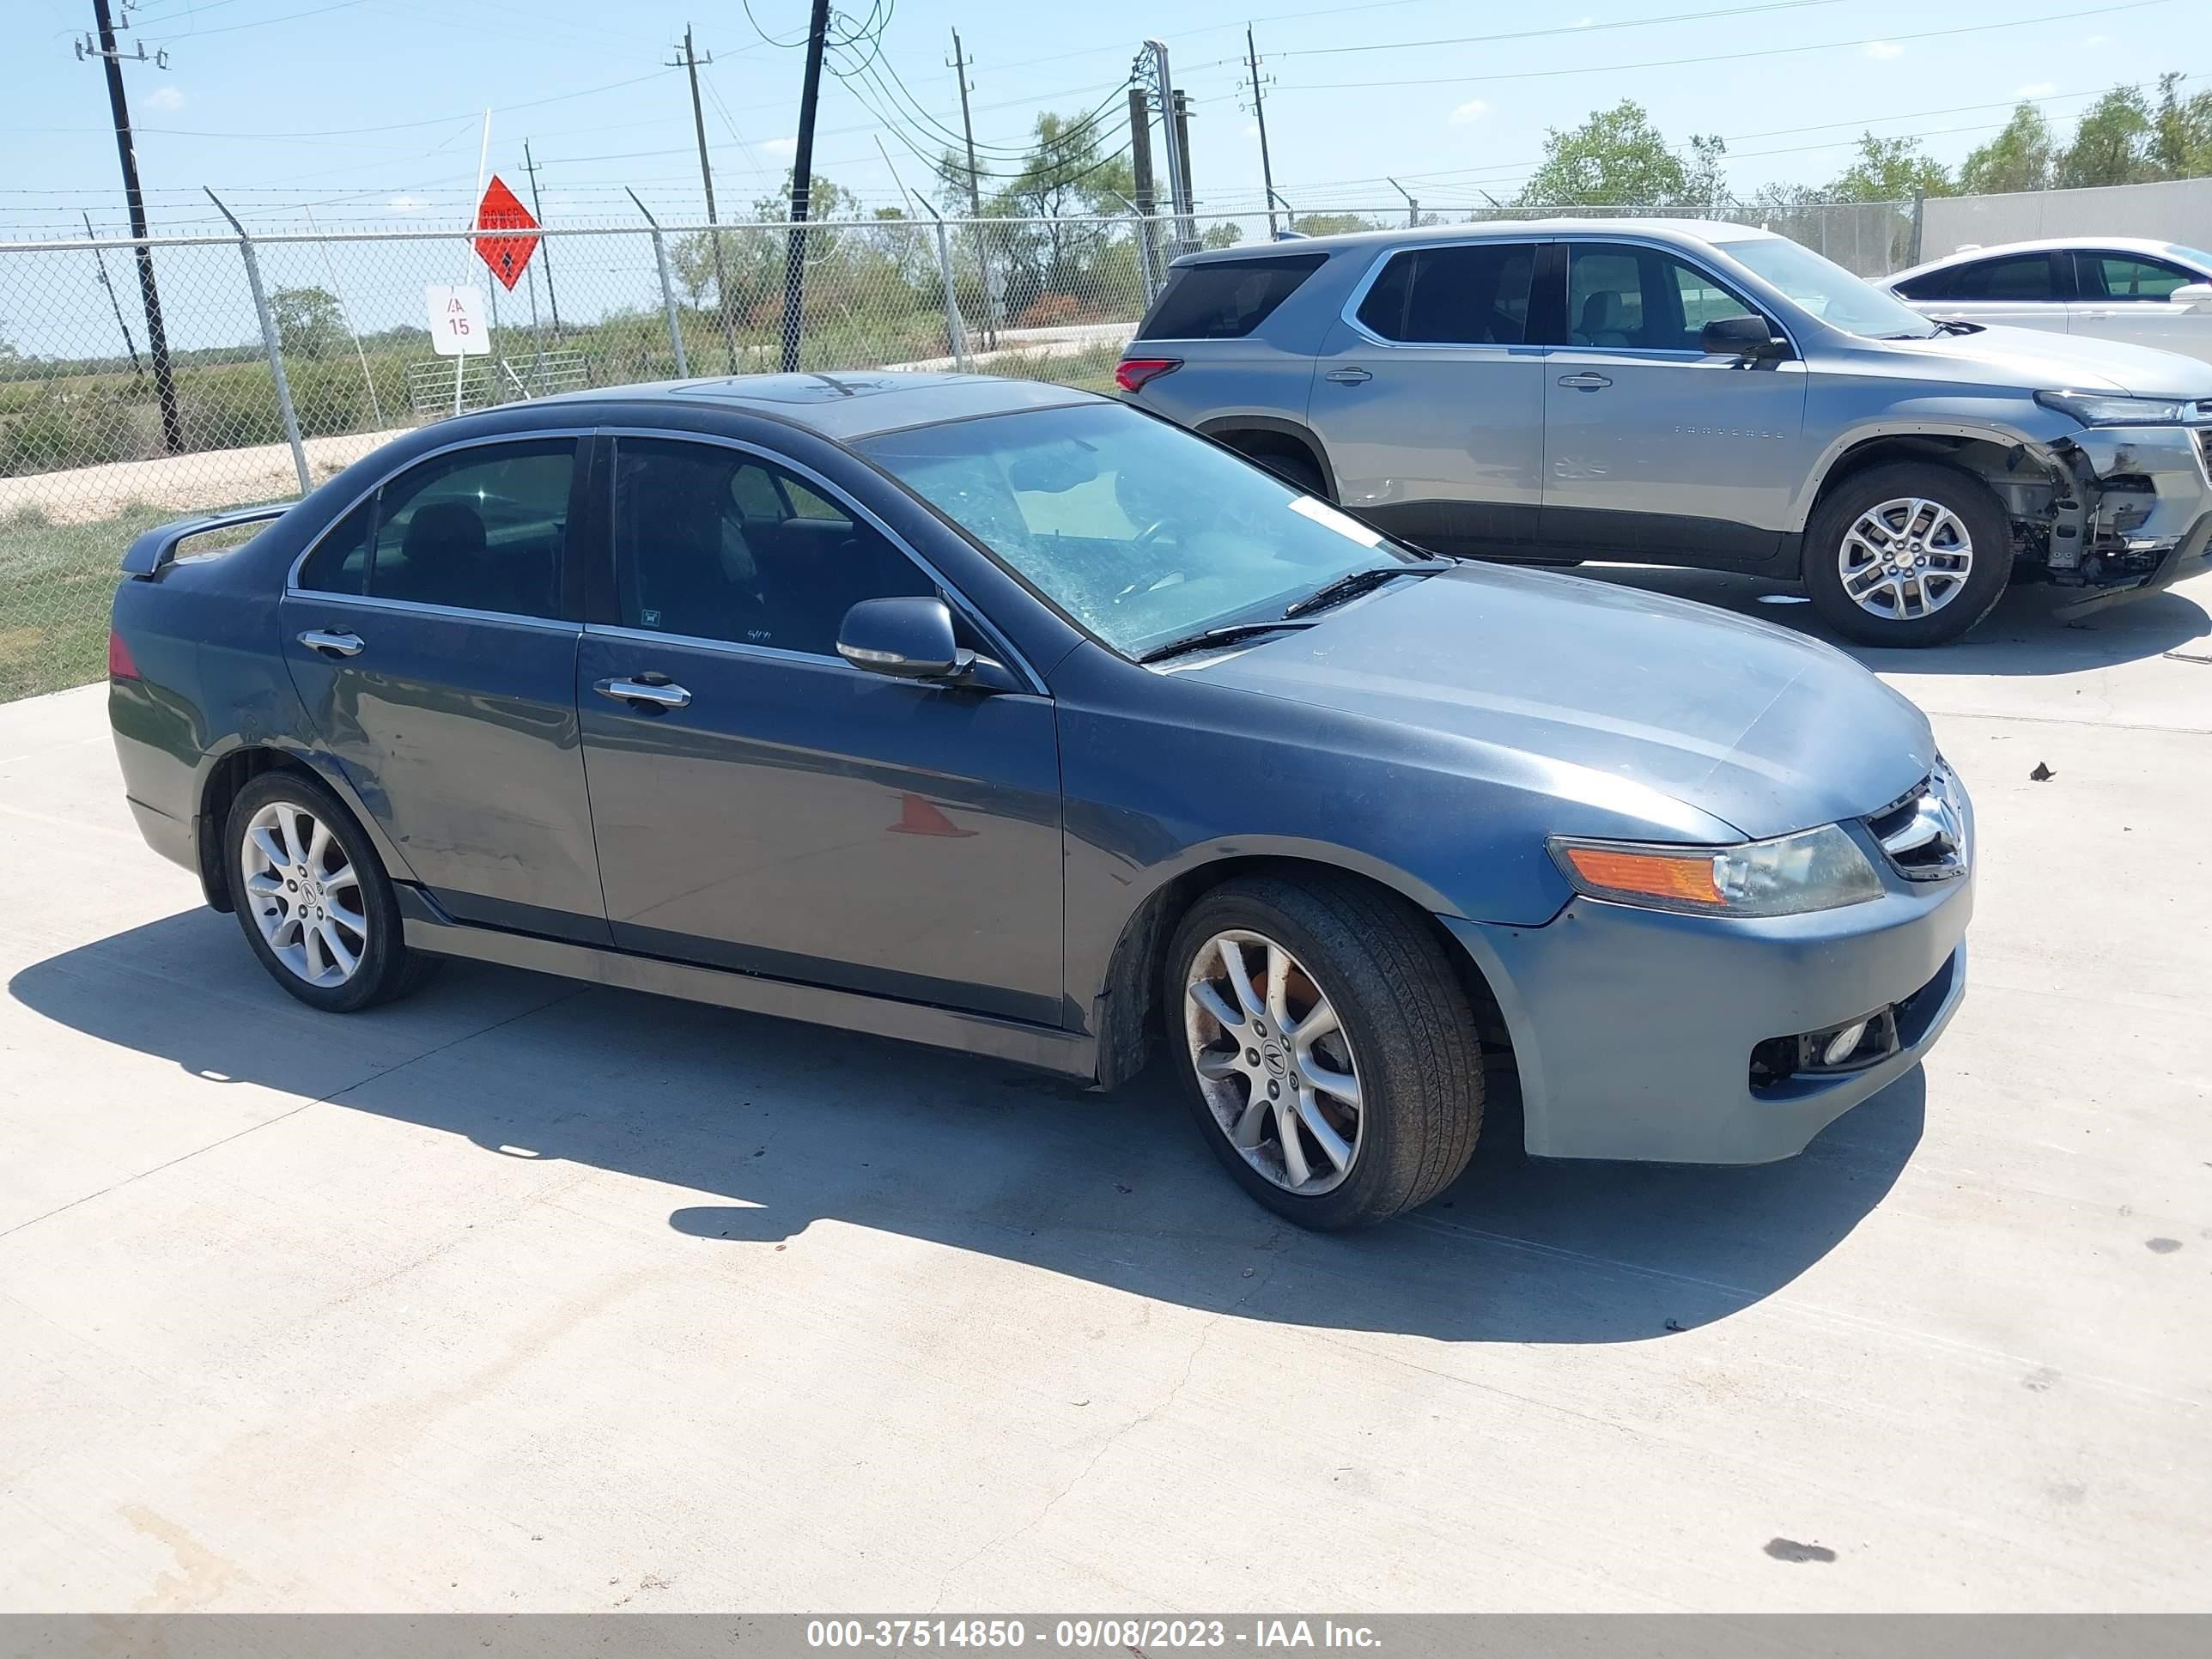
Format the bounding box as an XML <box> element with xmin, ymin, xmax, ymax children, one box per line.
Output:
<box><xmin>4</xmin><ymin>0</ymin><xmax>2209</xmax><ymax>234</ymax></box>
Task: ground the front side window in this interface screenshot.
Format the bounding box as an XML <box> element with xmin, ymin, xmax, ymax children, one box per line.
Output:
<box><xmin>1564</xmin><ymin>244</ymin><xmax>1764</xmax><ymax>352</ymax></box>
<box><xmin>1356</xmin><ymin>243</ymin><xmax>1535</xmax><ymax>344</ymax></box>
<box><xmin>859</xmin><ymin>402</ymin><xmax>1425</xmax><ymax>659</ymax></box>
<box><xmin>1139</xmin><ymin>254</ymin><xmax>1327</xmax><ymax>340</ymax></box>
<box><xmin>2078</xmin><ymin>252</ymin><xmax>2197</xmax><ymax>301</ymax></box>
<box><xmin>611</xmin><ymin>438</ymin><xmax>933</xmax><ymax>656</ymax></box>
<box><xmin>295</xmin><ymin>441</ymin><xmax>574</xmax><ymax>617</ymax></box>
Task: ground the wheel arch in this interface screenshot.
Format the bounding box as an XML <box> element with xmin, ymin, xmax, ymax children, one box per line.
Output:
<box><xmin>1089</xmin><ymin>850</ymin><xmax>1516</xmax><ymax>1097</ymax></box>
<box><xmin>1797</xmin><ymin>424</ymin><xmax>2060</xmax><ymax>544</ymax></box>
<box><xmin>192</xmin><ymin>741</ymin><xmax>408</xmax><ymax>912</ymax></box>
<box><xmin>1194</xmin><ymin>415</ymin><xmax>1338</xmax><ymax>499</ymax></box>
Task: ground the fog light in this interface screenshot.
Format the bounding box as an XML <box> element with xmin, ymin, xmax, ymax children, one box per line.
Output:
<box><xmin>1820</xmin><ymin>1020</ymin><xmax>1869</xmax><ymax>1066</ymax></box>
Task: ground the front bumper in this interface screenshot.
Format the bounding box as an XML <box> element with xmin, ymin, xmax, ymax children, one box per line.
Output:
<box><xmin>2055</xmin><ymin>422</ymin><xmax>2212</xmax><ymax>611</ymax></box>
<box><xmin>1440</xmin><ymin>864</ymin><xmax>1972</xmax><ymax>1164</ymax></box>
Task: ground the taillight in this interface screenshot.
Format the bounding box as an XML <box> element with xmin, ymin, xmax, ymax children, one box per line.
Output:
<box><xmin>107</xmin><ymin>628</ymin><xmax>141</xmax><ymax>681</ymax></box>
<box><xmin>1115</xmin><ymin>356</ymin><xmax>1182</xmax><ymax>394</ymax></box>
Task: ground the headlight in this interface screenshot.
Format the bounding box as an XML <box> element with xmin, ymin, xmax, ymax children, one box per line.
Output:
<box><xmin>1548</xmin><ymin>823</ymin><xmax>1885</xmax><ymax>918</ymax></box>
<box><xmin>2034</xmin><ymin>390</ymin><xmax>2194</xmax><ymax>427</ymax></box>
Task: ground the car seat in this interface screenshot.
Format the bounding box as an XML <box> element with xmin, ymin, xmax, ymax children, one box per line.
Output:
<box><xmin>391</xmin><ymin>501</ymin><xmax>489</xmax><ymax>609</ymax></box>
<box><xmin>1577</xmin><ymin>290</ymin><xmax>1633</xmax><ymax>348</ymax></box>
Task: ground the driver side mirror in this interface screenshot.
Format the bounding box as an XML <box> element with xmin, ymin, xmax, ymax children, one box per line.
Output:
<box><xmin>1701</xmin><ymin>313</ymin><xmax>1789</xmax><ymax>360</ymax></box>
<box><xmin>2172</xmin><ymin>282</ymin><xmax>2212</xmax><ymax>313</ymax></box>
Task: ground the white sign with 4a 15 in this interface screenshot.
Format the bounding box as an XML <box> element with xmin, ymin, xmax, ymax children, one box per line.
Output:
<box><xmin>423</xmin><ymin>285</ymin><xmax>489</xmax><ymax>356</ymax></box>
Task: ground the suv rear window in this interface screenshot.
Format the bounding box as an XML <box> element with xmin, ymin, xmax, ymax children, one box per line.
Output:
<box><xmin>1139</xmin><ymin>253</ymin><xmax>1327</xmax><ymax>339</ymax></box>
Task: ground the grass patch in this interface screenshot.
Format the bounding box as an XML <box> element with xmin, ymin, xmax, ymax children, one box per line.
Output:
<box><xmin>0</xmin><ymin>503</ymin><xmax>179</xmax><ymax>702</ymax></box>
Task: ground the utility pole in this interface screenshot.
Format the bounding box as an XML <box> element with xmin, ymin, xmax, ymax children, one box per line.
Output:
<box><xmin>522</xmin><ymin>140</ymin><xmax>562</xmax><ymax>338</ymax></box>
<box><xmin>1139</xmin><ymin>41</ymin><xmax>1194</xmax><ymax>255</ymax></box>
<box><xmin>1172</xmin><ymin>90</ymin><xmax>1196</xmax><ymax>222</ymax></box>
<box><xmin>779</xmin><ymin>0</ymin><xmax>833</xmax><ymax>374</ymax></box>
<box><xmin>77</xmin><ymin>0</ymin><xmax>181</xmax><ymax>453</ymax></box>
<box><xmin>82</xmin><ymin>210</ymin><xmax>142</xmax><ymax>375</ymax></box>
<box><xmin>948</xmin><ymin>27</ymin><xmax>995</xmax><ymax>349</ymax></box>
<box><xmin>1388</xmin><ymin>175</ymin><xmax>1419</xmax><ymax>228</ymax></box>
<box><xmin>670</xmin><ymin>23</ymin><xmax>738</xmax><ymax>372</ymax></box>
<box><xmin>947</xmin><ymin>30</ymin><xmax>984</xmax><ymax>218</ymax></box>
<box><xmin>1127</xmin><ymin>88</ymin><xmax>1159</xmax><ymax>295</ymax></box>
<box><xmin>1244</xmin><ymin>25</ymin><xmax>1278</xmax><ymax>240</ymax></box>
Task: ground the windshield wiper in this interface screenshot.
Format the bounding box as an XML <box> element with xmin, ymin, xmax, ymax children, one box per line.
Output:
<box><xmin>1137</xmin><ymin>619</ymin><xmax>1318</xmax><ymax>664</ymax></box>
<box><xmin>1280</xmin><ymin>559</ymin><xmax>1452</xmax><ymax>621</ymax></box>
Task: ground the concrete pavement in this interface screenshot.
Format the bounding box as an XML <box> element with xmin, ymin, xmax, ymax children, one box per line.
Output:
<box><xmin>1</xmin><ymin>568</ymin><xmax>2208</xmax><ymax>1612</ymax></box>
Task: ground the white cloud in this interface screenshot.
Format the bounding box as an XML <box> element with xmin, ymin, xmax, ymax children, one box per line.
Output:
<box><xmin>2084</xmin><ymin>33</ymin><xmax>2109</xmax><ymax>47</ymax></box>
<box><xmin>1574</xmin><ymin>15</ymin><xmax>1594</xmax><ymax>26</ymax></box>
<box><xmin>146</xmin><ymin>86</ymin><xmax>185</xmax><ymax>111</ymax></box>
<box><xmin>2015</xmin><ymin>82</ymin><xmax>2057</xmax><ymax>98</ymax></box>
<box><xmin>385</xmin><ymin>195</ymin><xmax>430</xmax><ymax>215</ymax></box>
<box><xmin>1243</xmin><ymin>120</ymin><xmax>1261</xmax><ymax>138</ymax></box>
<box><xmin>759</xmin><ymin>136</ymin><xmax>798</xmax><ymax>157</ymax></box>
<box><xmin>1449</xmin><ymin>100</ymin><xmax>1490</xmax><ymax>125</ymax></box>
<box><xmin>1863</xmin><ymin>40</ymin><xmax>1905</xmax><ymax>61</ymax></box>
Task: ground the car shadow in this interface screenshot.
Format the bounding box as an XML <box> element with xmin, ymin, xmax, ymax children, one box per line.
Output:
<box><xmin>9</xmin><ymin>908</ymin><xmax>1924</xmax><ymax>1346</ymax></box>
<box><xmin>1573</xmin><ymin>561</ymin><xmax>2212</xmax><ymax>675</ymax></box>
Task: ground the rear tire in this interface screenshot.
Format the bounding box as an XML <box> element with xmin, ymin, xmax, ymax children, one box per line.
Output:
<box><xmin>1164</xmin><ymin>874</ymin><xmax>1483</xmax><ymax>1231</ymax></box>
<box><xmin>224</xmin><ymin>769</ymin><xmax>437</xmax><ymax>1013</ymax></box>
<box><xmin>1801</xmin><ymin>460</ymin><xmax>2011</xmax><ymax>647</ymax></box>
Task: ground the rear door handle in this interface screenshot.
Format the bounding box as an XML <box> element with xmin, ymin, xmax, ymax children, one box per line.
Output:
<box><xmin>1323</xmin><ymin>368</ymin><xmax>1372</xmax><ymax>385</ymax></box>
<box><xmin>595</xmin><ymin>676</ymin><xmax>691</xmax><ymax>709</ymax></box>
<box><xmin>1557</xmin><ymin>372</ymin><xmax>1613</xmax><ymax>391</ymax></box>
<box><xmin>297</xmin><ymin>629</ymin><xmax>364</xmax><ymax>658</ymax></box>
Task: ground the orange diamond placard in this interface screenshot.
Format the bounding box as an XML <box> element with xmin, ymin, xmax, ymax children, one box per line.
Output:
<box><xmin>472</xmin><ymin>175</ymin><xmax>539</xmax><ymax>291</ymax></box>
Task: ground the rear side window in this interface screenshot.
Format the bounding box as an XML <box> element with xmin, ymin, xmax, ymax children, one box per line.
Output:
<box><xmin>1357</xmin><ymin>244</ymin><xmax>1536</xmax><ymax>344</ymax></box>
<box><xmin>1139</xmin><ymin>254</ymin><xmax>1327</xmax><ymax>339</ymax></box>
<box><xmin>295</xmin><ymin>440</ymin><xmax>574</xmax><ymax>619</ymax></box>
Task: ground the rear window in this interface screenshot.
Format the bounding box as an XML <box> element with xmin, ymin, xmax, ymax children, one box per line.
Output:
<box><xmin>1139</xmin><ymin>253</ymin><xmax>1327</xmax><ymax>340</ymax></box>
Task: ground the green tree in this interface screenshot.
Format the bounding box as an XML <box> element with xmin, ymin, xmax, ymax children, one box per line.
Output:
<box><xmin>2056</xmin><ymin>86</ymin><xmax>2156</xmax><ymax>187</ymax></box>
<box><xmin>2152</xmin><ymin>72</ymin><xmax>2212</xmax><ymax>176</ymax></box>
<box><xmin>1290</xmin><ymin>212</ymin><xmax>1384</xmax><ymax>235</ymax></box>
<box><xmin>1960</xmin><ymin>104</ymin><xmax>2055</xmax><ymax>196</ymax></box>
<box><xmin>1517</xmin><ymin>100</ymin><xmax>1687</xmax><ymax>206</ymax></box>
<box><xmin>1823</xmin><ymin>133</ymin><xmax>1952</xmax><ymax>203</ymax></box>
<box><xmin>270</xmin><ymin>286</ymin><xmax>346</xmax><ymax>361</ymax></box>
<box><xmin>1680</xmin><ymin>133</ymin><xmax>1730</xmax><ymax>212</ymax></box>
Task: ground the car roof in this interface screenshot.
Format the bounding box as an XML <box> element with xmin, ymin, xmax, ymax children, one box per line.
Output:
<box><xmin>1174</xmin><ymin>217</ymin><xmax>1783</xmax><ymax>264</ymax></box>
<box><xmin>531</xmin><ymin>371</ymin><xmax>1104</xmax><ymax>441</ymax></box>
<box><xmin>1888</xmin><ymin>236</ymin><xmax>2212</xmax><ymax>283</ymax></box>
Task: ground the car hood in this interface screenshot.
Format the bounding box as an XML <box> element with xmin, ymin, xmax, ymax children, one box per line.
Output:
<box><xmin>1876</xmin><ymin>323</ymin><xmax>2212</xmax><ymax>398</ymax></box>
<box><xmin>1185</xmin><ymin>564</ymin><xmax>1937</xmax><ymax>842</ymax></box>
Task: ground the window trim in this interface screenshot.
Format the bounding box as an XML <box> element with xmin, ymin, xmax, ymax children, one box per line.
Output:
<box><xmin>1338</xmin><ymin>237</ymin><xmax>1547</xmax><ymax>349</ymax></box>
<box><xmin>286</xmin><ymin>428</ymin><xmax>593</xmax><ymax>617</ymax></box>
<box><xmin>1910</xmin><ymin>250</ymin><xmax>2068</xmax><ymax>306</ymax></box>
<box><xmin>1551</xmin><ymin>237</ymin><xmax>1800</xmax><ymax>362</ymax></box>
<box><xmin>592</xmin><ymin>426</ymin><xmax>1048</xmax><ymax>696</ymax></box>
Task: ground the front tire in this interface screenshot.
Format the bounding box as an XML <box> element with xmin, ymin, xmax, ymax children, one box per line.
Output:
<box><xmin>1165</xmin><ymin>874</ymin><xmax>1483</xmax><ymax>1231</ymax></box>
<box><xmin>224</xmin><ymin>769</ymin><xmax>434</xmax><ymax>1012</ymax></box>
<box><xmin>1801</xmin><ymin>460</ymin><xmax>2012</xmax><ymax>647</ymax></box>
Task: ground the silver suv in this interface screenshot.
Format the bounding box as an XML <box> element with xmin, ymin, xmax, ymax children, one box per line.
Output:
<box><xmin>1116</xmin><ymin>219</ymin><xmax>2212</xmax><ymax>646</ymax></box>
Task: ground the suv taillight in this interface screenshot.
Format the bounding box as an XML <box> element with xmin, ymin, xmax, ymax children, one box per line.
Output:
<box><xmin>1115</xmin><ymin>356</ymin><xmax>1182</xmax><ymax>393</ymax></box>
<box><xmin>107</xmin><ymin>628</ymin><xmax>140</xmax><ymax>681</ymax></box>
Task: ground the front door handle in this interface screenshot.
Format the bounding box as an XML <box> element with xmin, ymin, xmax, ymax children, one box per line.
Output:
<box><xmin>297</xmin><ymin>629</ymin><xmax>364</xmax><ymax>658</ymax></box>
<box><xmin>1557</xmin><ymin>372</ymin><xmax>1613</xmax><ymax>391</ymax></box>
<box><xmin>595</xmin><ymin>676</ymin><xmax>691</xmax><ymax>710</ymax></box>
<box><xmin>1323</xmin><ymin>368</ymin><xmax>1373</xmax><ymax>385</ymax></box>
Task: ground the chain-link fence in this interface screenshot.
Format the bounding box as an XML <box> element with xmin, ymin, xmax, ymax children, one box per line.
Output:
<box><xmin>0</xmin><ymin>199</ymin><xmax>1913</xmax><ymax>702</ymax></box>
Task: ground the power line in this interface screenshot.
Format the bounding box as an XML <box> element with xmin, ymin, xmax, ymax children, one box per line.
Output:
<box><xmin>1277</xmin><ymin>0</ymin><xmax>1847</xmax><ymax>58</ymax></box>
<box><xmin>1278</xmin><ymin>0</ymin><xmax>2176</xmax><ymax>91</ymax></box>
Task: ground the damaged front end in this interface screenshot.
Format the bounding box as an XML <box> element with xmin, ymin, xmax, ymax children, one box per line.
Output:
<box><xmin>2016</xmin><ymin>400</ymin><xmax>2212</xmax><ymax>613</ymax></box>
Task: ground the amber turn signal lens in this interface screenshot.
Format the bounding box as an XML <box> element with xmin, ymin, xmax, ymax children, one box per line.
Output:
<box><xmin>1561</xmin><ymin>846</ymin><xmax>1723</xmax><ymax>906</ymax></box>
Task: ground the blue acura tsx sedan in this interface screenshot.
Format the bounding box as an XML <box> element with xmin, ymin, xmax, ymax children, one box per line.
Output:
<box><xmin>107</xmin><ymin>372</ymin><xmax>1970</xmax><ymax>1229</ymax></box>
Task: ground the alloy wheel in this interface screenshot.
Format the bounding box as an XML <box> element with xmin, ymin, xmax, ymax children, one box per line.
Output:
<box><xmin>1838</xmin><ymin>495</ymin><xmax>1974</xmax><ymax>622</ymax></box>
<box><xmin>1183</xmin><ymin>929</ymin><xmax>1364</xmax><ymax>1195</ymax></box>
<box><xmin>240</xmin><ymin>799</ymin><xmax>368</xmax><ymax>988</ymax></box>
